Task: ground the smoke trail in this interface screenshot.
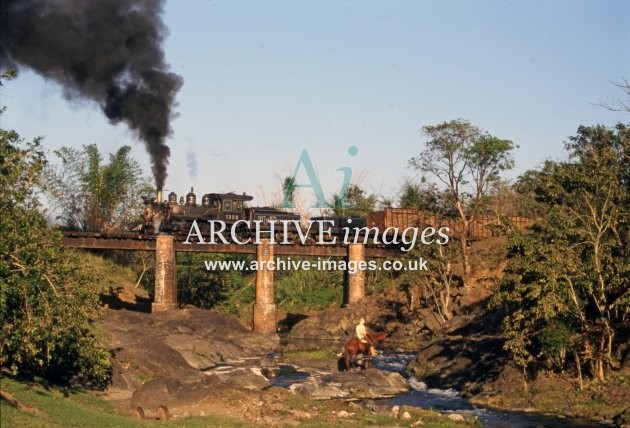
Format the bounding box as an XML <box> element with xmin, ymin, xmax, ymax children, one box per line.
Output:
<box><xmin>186</xmin><ymin>147</ymin><xmax>198</xmax><ymax>182</ymax></box>
<box><xmin>0</xmin><ymin>0</ymin><xmax>183</xmax><ymax>188</ymax></box>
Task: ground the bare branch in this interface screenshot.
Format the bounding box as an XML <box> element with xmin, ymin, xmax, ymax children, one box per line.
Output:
<box><xmin>593</xmin><ymin>78</ymin><xmax>630</xmax><ymax>113</ymax></box>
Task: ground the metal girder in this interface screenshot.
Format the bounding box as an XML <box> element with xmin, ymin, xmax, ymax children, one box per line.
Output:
<box><xmin>62</xmin><ymin>236</ymin><xmax>156</xmax><ymax>251</ymax></box>
<box><xmin>61</xmin><ymin>232</ymin><xmax>403</xmax><ymax>258</ymax></box>
<box><xmin>175</xmin><ymin>242</ymin><xmax>257</xmax><ymax>254</ymax></box>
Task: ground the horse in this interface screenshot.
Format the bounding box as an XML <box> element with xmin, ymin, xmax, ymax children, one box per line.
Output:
<box><xmin>343</xmin><ymin>332</ymin><xmax>386</xmax><ymax>370</ymax></box>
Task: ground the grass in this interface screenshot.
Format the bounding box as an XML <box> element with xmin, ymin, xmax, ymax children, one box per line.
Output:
<box><xmin>266</xmin><ymin>388</ymin><xmax>476</xmax><ymax>427</ymax></box>
<box><xmin>0</xmin><ymin>377</ymin><xmax>250</xmax><ymax>428</ymax></box>
<box><xmin>1</xmin><ymin>376</ymin><xmax>477</xmax><ymax>427</ymax></box>
<box><xmin>295</xmin><ymin>405</ymin><xmax>476</xmax><ymax>428</ymax></box>
<box><xmin>284</xmin><ymin>348</ymin><xmax>338</xmax><ymax>360</ymax></box>
<box><xmin>75</xmin><ymin>251</ymin><xmax>140</xmax><ymax>289</ymax></box>
<box><xmin>274</xmin><ymin>261</ymin><xmax>344</xmax><ymax>312</ymax></box>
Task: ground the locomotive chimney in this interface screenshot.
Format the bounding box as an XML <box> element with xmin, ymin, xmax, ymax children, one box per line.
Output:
<box><xmin>157</xmin><ymin>189</ymin><xmax>163</xmax><ymax>204</ymax></box>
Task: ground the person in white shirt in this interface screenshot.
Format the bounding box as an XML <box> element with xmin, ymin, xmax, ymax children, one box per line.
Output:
<box><xmin>355</xmin><ymin>317</ymin><xmax>376</xmax><ymax>356</ymax></box>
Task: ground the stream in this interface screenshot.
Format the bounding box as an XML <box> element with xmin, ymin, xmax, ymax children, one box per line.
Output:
<box><xmin>371</xmin><ymin>353</ymin><xmax>602</xmax><ymax>428</ymax></box>
<box><xmin>272</xmin><ymin>349</ymin><xmax>603</xmax><ymax>428</ymax></box>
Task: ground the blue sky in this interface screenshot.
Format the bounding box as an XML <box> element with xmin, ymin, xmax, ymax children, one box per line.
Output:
<box><xmin>2</xmin><ymin>0</ymin><xmax>629</xmax><ymax>208</ymax></box>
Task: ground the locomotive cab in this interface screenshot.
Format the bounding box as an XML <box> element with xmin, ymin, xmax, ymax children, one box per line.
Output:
<box><xmin>208</xmin><ymin>192</ymin><xmax>253</xmax><ymax>223</ymax></box>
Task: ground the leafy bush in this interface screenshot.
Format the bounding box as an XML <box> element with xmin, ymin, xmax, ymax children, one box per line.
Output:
<box><xmin>0</xmin><ymin>116</ymin><xmax>111</xmax><ymax>386</ymax></box>
<box><xmin>275</xmin><ymin>262</ymin><xmax>343</xmax><ymax>311</ymax></box>
<box><xmin>176</xmin><ymin>253</ymin><xmax>253</xmax><ymax>308</ymax></box>
<box><xmin>539</xmin><ymin>321</ymin><xmax>574</xmax><ymax>368</ymax></box>
<box><xmin>492</xmin><ymin>124</ymin><xmax>630</xmax><ymax>383</ymax></box>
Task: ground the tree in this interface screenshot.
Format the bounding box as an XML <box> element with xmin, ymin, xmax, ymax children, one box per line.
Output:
<box><xmin>401</xmin><ymin>242</ymin><xmax>460</xmax><ymax>322</ymax></box>
<box><xmin>409</xmin><ymin>119</ymin><xmax>515</xmax><ymax>277</ymax></box>
<box><xmin>395</xmin><ymin>179</ymin><xmax>460</xmax><ymax>322</ymax></box>
<box><xmin>0</xmin><ymin>81</ymin><xmax>110</xmax><ymax>384</ymax></box>
<box><xmin>492</xmin><ymin>124</ymin><xmax>629</xmax><ymax>386</ymax></box>
<box><xmin>43</xmin><ymin>144</ymin><xmax>152</xmax><ymax>232</ymax></box>
<box><xmin>330</xmin><ymin>184</ymin><xmax>377</xmax><ymax>218</ymax></box>
<box><xmin>176</xmin><ymin>253</ymin><xmax>252</xmax><ymax>309</ymax></box>
<box><xmin>483</xmin><ymin>179</ymin><xmax>541</xmax><ymax>220</ymax></box>
<box><xmin>399</xmin><ymin>180</ymin><xmax>446</xmax><ymax>213</ymax></box>
<box><xmin>281</xmin><ymin>176</ymin><xmax>297</xmax><ymax>208</ymax></box>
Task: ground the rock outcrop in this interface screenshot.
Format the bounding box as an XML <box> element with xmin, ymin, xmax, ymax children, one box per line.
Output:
<box><xmin>290</xmin><ymin>368</ymin><xmax>409</xmax><ymax>399</ymax></box>
<box><xmin>102</xmin><ymin>307</ymin><xmax>412</xmax><ymax>418</ymax></box>
<box><xmin>103</xmin><ymin>308</ymin><xmax>277</xmax><ymax>398</ymax></box>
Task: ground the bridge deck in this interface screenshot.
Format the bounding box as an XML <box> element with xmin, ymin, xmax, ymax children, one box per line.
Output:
<box><xmin>61</xmin><ymin>231</ymin><xmax>402</xmax><ymax>258</ymax></box>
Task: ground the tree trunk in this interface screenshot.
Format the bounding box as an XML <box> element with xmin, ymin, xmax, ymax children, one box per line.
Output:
<box><xmin>596</xmin><ymin>358</ymin><xmax>605</xmax><ymax>381</ymax></box>
<box><xmin>574</xmin><ymin>352</ymin><xmax>583</xmax><ymax>390</ymax></box>
<box><xmin>596</xmin><ymin>334</ymin><xmax>606</xmax><ymax>381</ymax></box>
<box><xmin>522</xmin><ymin>367</ymin><xmax>529</xmax><ymax>394</ymax></box>
<box><xmin>135</xmin><ymin>266</ymin><xmax>147</xmax><ymax>289</ymax></box>
<box><xmin>460</xmin><ymin>234</ymin><xmax>471</xmax><ymax>281</ymax></box>
<box><xmin>454</xmin><ymin>200</ymin><xmax>472</xmax><ymax>277</ymax></box>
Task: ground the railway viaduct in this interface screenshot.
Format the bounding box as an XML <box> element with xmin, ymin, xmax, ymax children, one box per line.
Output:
<box><xmin>62</xmin><ymin>232</ymin><xmax>401</xmax><ymax>334</ymax></box>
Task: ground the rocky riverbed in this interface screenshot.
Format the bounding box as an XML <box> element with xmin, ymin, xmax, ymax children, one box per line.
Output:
<box><xmin>286</xmin><ymin>293</ymin><xmax>630</xmax><ymax>427</ymax></box>
<box><xmin>101</xmin><ymin>308</ymin><xmax>467</xmax><ymax>426</ymax></box>
<box><xmin>100</xmin><ymin>302</ymin><xmax>629</xmax><ymax>426</ymax></box>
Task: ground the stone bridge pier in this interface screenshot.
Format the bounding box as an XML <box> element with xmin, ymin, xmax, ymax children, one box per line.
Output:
<box><xmin>252</xmin><ymin>239</ymin><xmax>276</xmax><ymax>333</ymax></box>
<box><xmin>343</xmin><ymin>243</ymin><xmax>366</xmax><ymax>306</ymax></box>
<box><xmin>150</xmin><ymin>236</ymin><xmax>368</xmax><ymax>331</ymax></box>
<box><xmin>152</xmin><ymin>234</ymin><xmax>178</xmax><ymax>311</ymax></box>
<box><xmin>249</xmin><ymin>241</ymin><xmax>368</xmax><ymax>332</ymax></box>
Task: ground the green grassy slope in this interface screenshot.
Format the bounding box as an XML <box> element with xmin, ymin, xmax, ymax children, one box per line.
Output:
<box><xmin>0</xmin><ymin>377</ymin><xmax>248</xmax><ymax>428</ymax></box>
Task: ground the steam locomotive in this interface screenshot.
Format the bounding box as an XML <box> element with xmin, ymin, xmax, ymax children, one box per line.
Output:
<box><xmin>141</xmin><ymin>188</ymin><xmax>302</xmax><ymax>235</ymax></box>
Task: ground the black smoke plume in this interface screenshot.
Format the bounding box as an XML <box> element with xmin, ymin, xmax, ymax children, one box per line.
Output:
<box><xmin>0</xmin><ymin>0</ymin><xmax>183</xmax><ymax>188</ymax></box>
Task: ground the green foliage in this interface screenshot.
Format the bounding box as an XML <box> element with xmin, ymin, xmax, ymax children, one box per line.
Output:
<box><xmin>284</xmin><ymin>348</ymin><xmax>337</xmax><ymax>359</ymax></box>
<box><xmin>492</xmin><ymin>123</ymin><xmax>629</xmax><ymax>381</ymax></box>
<box><xmin>214</xmin><ymin>282</ymin><xmax>256</xmax><ymax>323</ymax></box>
<box><xmin>365</xmin><ymin>259</ymin><xmax>401</xmax><ymax>295</ymax></box>
<box><xmin>409</xmin><ymin>119</ymin><xmax>516</xmax><ymax>275</ymax></box>
<box><xmin>410</xmin><ymin>120</ymin><xmax>515</xmax><ymax>203</ymax></box>
<box><xmin>0</xmin><ymin>377</ymin><xmax>250</xmax><ymax>427</ymax></box>
<box><xmin>467</xmin><ymin>134</ymin><xmax>515</xmax><ymax>191</ymax></box>
<box><xmin>484</xmin><ymin>179</ymin><xmax>541</xmax><ymax>220</ymax></box>
<box><xmin>275</xmin><ymin>262</ymin><xmax>343</xmax><ymax>311</ymax></box>
<box><xmin>281</xmin><ymin>176</ymin><xmax>297</xmax><ymax>207</ymax></box>
<box><xmin>139</xmin><ymin>252</ymin><xmax>256</xmax><ymax>320</ymax></box>
<box><xmin>0</xmin><ymin>123</ymin><xmax>110</xmax><ymax>385</ymax></box>
<box><xmin>169</xmin><ymin>253</ymin><xmax>348</xmax><ymax>320</ymax></box>
<box><xmin>399</xmin><ymin>181</ymin><xmax>447</xmax><ymax>213</ymax></box>
<box><xmin>176</xmin><ymin>253</ymin><xmax>253</xmax><ymax>309</ymax></box>
<box><xmin>330</xmin><ymin>184</ymin><xmax>378</xmax><ymax>218</ymax></box>
<box><xmin>400</xmin><ymin>240</ymin><xmax>460</xmax><ymax>322</ymax></box>
<box><xmin>43</xmin><ymin>144</ymin><xmax>152</xmax><ymax>232</ymax></box>
<box><xmin>540</xmin><ymin>321</ymin><xmax>574</xmax><ymax>368</ymax></box>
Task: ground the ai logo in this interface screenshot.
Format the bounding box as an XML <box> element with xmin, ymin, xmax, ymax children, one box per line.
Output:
<box><xmin>279</xmin><ymin>146</ymin><xmax>359</xmax><ymax>209</ymax></box>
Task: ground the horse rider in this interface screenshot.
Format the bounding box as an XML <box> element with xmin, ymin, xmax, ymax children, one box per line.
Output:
<box><xmin>355</xmin><ymin>317</ymin><xmax>376</xmax><ymax>356</ymax></box>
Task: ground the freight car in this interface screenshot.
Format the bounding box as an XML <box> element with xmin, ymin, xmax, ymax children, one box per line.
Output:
<box><xmin>310</xmin><ymin>216</ymin><xmax>366</xmax><ymax>240</ymax></box>
<box><xmin>367</xmin><ymin>207</ymin><xmax>534</xmax><ymax>241</ymax></box>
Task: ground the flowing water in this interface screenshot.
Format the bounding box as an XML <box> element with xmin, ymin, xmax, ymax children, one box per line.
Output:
<box><xmin>268</xmin><ymin>364</ymin><xmax>309</xmax><ymax>388</ymax></box>
<box><xmin>272</xmin><ymin>345</ymin><xmax>603</xmax><ymax>428</ymax></box>
<box><xmin>371</xmin><ymin>353</ymin><xmax>602</xmax><ymax>428</ymax></box>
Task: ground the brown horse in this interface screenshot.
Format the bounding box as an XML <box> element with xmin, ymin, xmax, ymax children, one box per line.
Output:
<box><xmin>343</xmin><ymin>332</ymin><xmax>386</xmax><ymax>370</ymax></box>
